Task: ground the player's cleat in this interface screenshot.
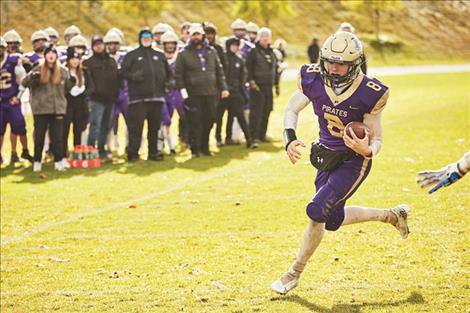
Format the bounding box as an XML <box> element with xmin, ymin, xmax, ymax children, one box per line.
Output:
<box><xmin>21</xmin><ymin>149</ymin><xmax>34</xmax><ymax>162</ymax></box>
<box><xmin>391</xmin><ymin>204</ymin><xmax>410</xmax><ymax>239</ymax></box>
<box><xmin>270</xmin><ymin>268</ymin><xmax>299</xmax><ymax>295</ymax></box>
<box><xmin>33</xmin><ymin>162</ymin><xmax>42</xmax><ymax>172</ymax></box>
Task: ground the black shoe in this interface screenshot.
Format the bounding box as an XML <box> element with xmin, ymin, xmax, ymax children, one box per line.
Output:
<box><xmin>225</xmin><ymin>139</ymin><xmax>235</xmax><ymax>145</ymax></box>
<box><xmin>201</xmin><ymin>150</ymin><xmax>213</xmax><ymax>157</ymax></box>
<box><xmin>148</xmin><ymin>153</ymin><xmax>164</xmax><ymax>161</ymax></box>
<box><xmin>246</xmin><ymin>139</ymin><xmax>257</xmax><ymax>149</ymax></box>
<box><xmin>170</xmin><ymin>149</ymin><xmax>177</xmax><ymax>155</ymax></box>
<box><xmin>10</xmin><ymin>152</ymin><xmax>19</xmax><ymax>164</ymax></box>
<box><xmin>127</xmin><ymin>155</ymin><xmax>139</xmax><ymax>162</ymax></box>
<box><xmin>21</xmin><ymin>149</ymin><xmax>34</xmax><ymax>162</ymax></box>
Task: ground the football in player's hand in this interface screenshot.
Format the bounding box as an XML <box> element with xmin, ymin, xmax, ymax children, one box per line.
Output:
<box><xmin>344</xmin><ymin>122</ymin><xmax>369</xmax><ymax>139</ymax></box>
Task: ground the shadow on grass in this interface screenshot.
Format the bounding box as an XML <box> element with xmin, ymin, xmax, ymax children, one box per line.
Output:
<box><xmin>0</xmin><ymin>141</ymin><xmax>283</xmax><ymax>184</ymax></box>
<box><xmin>270</xmin><ymin>291</ymin><xmax>424</xmax><ymax>313</ymax></box>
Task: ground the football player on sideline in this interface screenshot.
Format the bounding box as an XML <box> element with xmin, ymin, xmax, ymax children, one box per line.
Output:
<box><xmin>417</xmin><ymin>151</ymin><xmax>470</xmax><ymax>194</ymax></box>
<box><xmin>270</xmin><ymin>32</ymin><xmax>411</xmax><ymax>295</ymax></box>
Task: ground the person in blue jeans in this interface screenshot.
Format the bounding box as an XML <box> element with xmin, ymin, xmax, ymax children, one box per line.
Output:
<box><xmin>82</xmin><ymin>35</ymin><xmax>120</xmax><ymax>160</ymax></box>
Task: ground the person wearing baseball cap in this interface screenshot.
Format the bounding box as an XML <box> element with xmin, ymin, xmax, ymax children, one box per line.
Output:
<box><xmin>174</xmin><ymin>23</ymin><xmax>229</xmax><ymax>157</ymax></box>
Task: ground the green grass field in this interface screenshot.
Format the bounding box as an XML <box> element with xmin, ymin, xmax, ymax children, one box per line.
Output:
<box><xmin>1</xmin><ymin>72</ymin><xmax>469</xmax><ymax>312</ymax></box>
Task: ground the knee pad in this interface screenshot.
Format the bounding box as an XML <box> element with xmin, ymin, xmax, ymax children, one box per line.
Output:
<box><xmin>306</xmin><ymin>182</ymin><xmax>342</xmax><ymax>223</ymax></box>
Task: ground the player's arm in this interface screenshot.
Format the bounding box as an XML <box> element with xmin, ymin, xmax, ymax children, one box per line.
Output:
<box><xmin>362</xmin><ymin>111</ymin><xmax>383</xmax><ymax>158</ymax></box>
<box><xmin>417</xmin><ymin>151</ymin><xmax>470</xmax><ymax>194</ymax></box>
<box><xmin>284</xmin><ymin>89</ymin><xmax>310</xmax><ymax>164</ymax></box>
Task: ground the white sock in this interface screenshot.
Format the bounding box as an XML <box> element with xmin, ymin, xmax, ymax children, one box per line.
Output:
<box><xmin>342</xmin><ymin>205</ymin><xmax>397</xmax><ymax>226</ymax></box>
<box><xmin>287</xmin><ymin>221</ymin><xmax>325</xmax><ymax>280</ymax></box>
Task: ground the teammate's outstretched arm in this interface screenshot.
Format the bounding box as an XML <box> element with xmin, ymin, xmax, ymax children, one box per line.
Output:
<box><xmin>417</xmin><ymin>151</ymin><xmax>470</xmax><ymax>194</ymax></box>
<box><xmin>283</xmin><ymin>90</ymin><xmax>310</xmax><ymax>164</ymax></box>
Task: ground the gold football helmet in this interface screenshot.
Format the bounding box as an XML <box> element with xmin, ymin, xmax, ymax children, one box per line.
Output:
<box><xmin>319</xmin><ymin>31</ymin><xmax>363</xmax><ymax>89</ymax></box>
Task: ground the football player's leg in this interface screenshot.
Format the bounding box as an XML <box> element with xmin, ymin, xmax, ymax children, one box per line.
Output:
<box><xmin>10</xmin><ymin>106</ymin><xmax>32</xmax><ymax>161</ymax></box>
<box><xmin>0</xmin><ymin>106</ymin><xmax>7</xmax><ymax>162</ymax></box>
<box><xmin>308</xmin><ymin>156</ymin><xmax>373</xmax><ymax>230</ymax></box>
<box><xmin>271</xmin><ymin>220</ymin><xmax>325</xmax><ymax>295</ymax></box>
<box><xmin>271</xmin><ymin>171</ymin><xmax>329</xmax><ymax>295</ymax></box>
<box><xmin>342</xmin><ymin>204</ymin><xmax>410</xmax><ymax>239</ymax></box>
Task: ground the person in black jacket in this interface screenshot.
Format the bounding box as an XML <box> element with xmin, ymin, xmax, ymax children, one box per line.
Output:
<box><xmin>174</xmin><ymin>23</ymin><xmax>229</xmax><ymax>158</ymax></box>
<box><xmin>82</xmin><ymin>35</ymin><xmax>120</xmax><ymax>160</ymax></box>
<box><xmin>121</xmin><ymin>29</ymin><xmax>171</xmax><ymax>162</ymax></box>
<box><xmin>217</xmin><ymin>37</ymin><xmax>254</xmax><ymax>148</ymax></box>
<box><xmin>64</xmin><ymin>47</ymin><xmax>88</xmax><ymax>156</ymax></box>
<box><xmin>246</xmin><ymin>27</ymin><xmax>279</xmax><ymax>143</ymax></box>
<box><xmin>307</xmin><ymin>37</ymin><xmax>319</xmax><ymax>63</ymax></box>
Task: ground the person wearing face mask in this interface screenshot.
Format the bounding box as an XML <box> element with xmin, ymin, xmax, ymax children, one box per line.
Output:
<box><xmin>63</xmin><ymin>47</ymin><xmax>88</xmax><ymax>156</ymax></box>
<box><xmin>174</xmin><ymin>23</ymin><xmax>229</xmax><ymax>158</ymax></box>
<box><xmin>82</xmin><ymin>35</ymin><xmax>120</xmax><ymax>161</ymax></box>
<box><xmin>121</xmin><ymin>29</ymin><xmax>172</xmax><ymax>162</ymax></box>
<box><xmin>22</xmin><ymin>44</ymin><xmax>75</xmax><ymax>172</ymax></box>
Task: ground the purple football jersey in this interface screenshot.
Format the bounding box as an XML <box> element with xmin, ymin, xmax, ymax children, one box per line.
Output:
<box><xmin>24</xmin><ymin>52</ymin><xmax>43</xmax><ymax>64</ymax></box>
<box><xmin>0</xmin><ymin>53</ymin><xmax>22</xmax><ymax>104</ymax></box>
<box><xmin>300</xmin><ymin>64</ymin><xmax>389</xmax><ymax>151</ymax></box>
<box><xmin>239</xmin><ymin>39</ymin><xmax>255</xmax><ymax>61</ymax></box>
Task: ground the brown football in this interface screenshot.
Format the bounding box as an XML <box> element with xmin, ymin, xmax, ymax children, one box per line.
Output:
<box><xmin>344</xmin><ymin>121</ymin><xmax>369</xmax><ymax>139</ymax></box>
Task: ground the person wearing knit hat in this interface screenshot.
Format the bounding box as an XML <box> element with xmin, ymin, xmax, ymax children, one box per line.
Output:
<box><xmin>121</xmin><ymin>28</ymin><xmax>172</xmax><ymax>162</ymax></box>
<box><xmin>63</xmin><ymin>46</ymin><xmax>88</xmax><ymax>158</ymax></box>
<box><xmin>82</xmin><ymin>34</ymin><xmax>120</xmax><ymax>161</ymax></box>
<box><xmin>22</xmin><ymin>43</ymin><xmax>75</xmax><ymax>171</ymax></box>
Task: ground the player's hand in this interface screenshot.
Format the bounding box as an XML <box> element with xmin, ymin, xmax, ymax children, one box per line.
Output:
<box><xmin>9</xmin><ymin>96</ymin><xmax>20</xmax><ymax>106</ymax></box>
<box><xmin>221</xmin><ymin>90</ymin><xmax>230</xmax><ymax>99</ymax></box>
<box><xmin>417</xmin><ymin>163</ymin><xmax>463</xmax><ymax>194</ymax></box>
<box><xmin>286</xmin><ymin>139</ymin><xmax>306</xmax><ymax>164</ymax></box>
<box><xmin>343</xmin><ymin>128</ymin><xmax>371</xmax><ymax>158</ymax></box>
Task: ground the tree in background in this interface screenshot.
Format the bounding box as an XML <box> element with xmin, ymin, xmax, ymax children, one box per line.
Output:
<box><xmin>104</xmin><ymin>1</ymin><xmax>171</xmax><ymax>26</ymax></box>
<box><xmin>234</xmin><ymin>0</ymin><xmax>296</xmax><ymax>27</ymax></box>
<box><xmin>341</xmin><ymin>0</ymin><xmax>402</xmax><ymax>39</ymax></box>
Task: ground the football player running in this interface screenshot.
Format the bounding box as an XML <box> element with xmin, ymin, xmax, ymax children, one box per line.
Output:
<box><xmin>271</xmin><ymin>32</ymin><xmax>411</xmax><ymax>295</ymax></box>
<box><xmin>417</xmin><ymin>151</ymin><xmax>470</xmax><ymax>194</ymax></box>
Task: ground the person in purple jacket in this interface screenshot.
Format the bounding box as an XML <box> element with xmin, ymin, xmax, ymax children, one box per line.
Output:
<box><xmin>270</xmin><ymin>32</ymin><xmax>411</xmax><ymax>295</ymax></box>
<box><xmin>0</xmin><ymin>36</ymin><xmax>33</xmax><ymax>164</ymax></box>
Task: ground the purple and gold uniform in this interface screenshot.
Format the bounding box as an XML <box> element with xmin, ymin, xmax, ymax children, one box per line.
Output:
<box><xmin>163</xmin><ymin>56</ymin><xmax>184</xmax><ymax>126</ymax></box>
<box><xmin>0</xmin><ymin>53</ymin><xmax>27</xmax><ymax>136</ymax></box>
<box><xmin>24</xmin><ymin>51</ymin><xmax>43</xmax><ymax>65</ymax></box>
<box><xmin>299</xmin><ymin>63</ymin><xmax>389</xmax><ymax>231</ymax></box>
<box><xmin>111</xmin><ymin>51</ymin><xmax>129</xmax><ymax>127</ymax></box>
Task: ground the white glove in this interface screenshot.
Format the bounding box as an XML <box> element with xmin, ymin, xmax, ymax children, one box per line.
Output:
<box><xmin>70</xmin><ymin>85</ymin><xmax>86</xmax><ymax>97</ymax></box>
<box><xmin>417</xmin><ymin>163</ymin><xmax>463</xmax><ymax>194</ymax></box>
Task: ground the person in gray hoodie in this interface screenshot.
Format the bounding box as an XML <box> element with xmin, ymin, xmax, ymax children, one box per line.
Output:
<box><xmin>22</xmin><ymin>44</ymin><xmax>75</xmax><ymax>172</ymax></box>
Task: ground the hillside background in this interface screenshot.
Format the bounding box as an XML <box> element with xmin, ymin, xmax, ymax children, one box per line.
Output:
<box><xmin>1</xmin><ymin>0</ymin><xmax>469</xmax><ymax>66</ymax></box>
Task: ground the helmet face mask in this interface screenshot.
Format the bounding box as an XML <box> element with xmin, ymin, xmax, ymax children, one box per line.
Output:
<box><xmin>319</xmin><ymin>31</ymin><xmax>363</xmax><ymax>91</ymax></box>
